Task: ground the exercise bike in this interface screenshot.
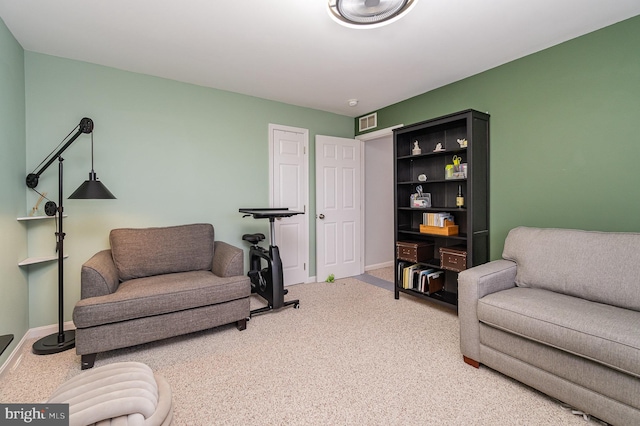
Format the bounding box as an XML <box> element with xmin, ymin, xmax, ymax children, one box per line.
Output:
<box><xmin>239</xmin><ymin>208</ymin><xmax>303</xmax><ymax>316</ymax></box>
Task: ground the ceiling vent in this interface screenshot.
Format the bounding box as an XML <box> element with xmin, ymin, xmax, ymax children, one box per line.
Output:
<box><xmin>359</xmin><ymin>113</ymin><xmax>377</xmax><ymax>132</ymax></box>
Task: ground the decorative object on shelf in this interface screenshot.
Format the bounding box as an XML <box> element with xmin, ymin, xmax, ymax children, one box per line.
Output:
<box><xmin>457</xmin><ymin>138</ymin><xmax>468</xmax><ymax>148</ymax></box>
<box><xmin>412</xmin><ymin>140</ymin><xmax>421</xmax><ymax>155</ymax></box>
<box><xmin>460</xmin><ymin>163</ymin><xmax>468</xmax><ymax>178</ymax></box>
<box><xmin>29</xmin><ymin>192</ymin><xmax>47</xmax><ymax>217</ymax></box>
<box><xmin>445</xmin><ymin>164</ymin><xmax>454</xmax><ymax>179</ymax></box>
<box><xmin>456</xmin><ymin>185</ymin><xmax>464</xmax><ymax>208</ymax></box>
<box><xmin>25</xmin><ymin>117</ymin><xmax>116</xmax><ymax>356</ymax></box>
<box><xmin>433</xmin><ymin>142</ymin><xmax>445</xmax><ymax>152</ymax></box>
<box><xmin>417</xmin><ymin>174</ymin><xmax>427</xmax><ymax>182</ymax></box>
<box><xmin>410</xmin><ymin>185</ymin><xmax>431</xmax><ymax>208</ymax></box>
<box><xmin>446</xmin><ymin>155</ymin><xmax>467</xmax><ymax>179</ymax></box>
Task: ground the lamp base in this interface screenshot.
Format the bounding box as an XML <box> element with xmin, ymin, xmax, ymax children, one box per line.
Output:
<box><xmin>32</xmin><ymin>330</ymin><xmax>75</xmax><ymax>355</ymax></box>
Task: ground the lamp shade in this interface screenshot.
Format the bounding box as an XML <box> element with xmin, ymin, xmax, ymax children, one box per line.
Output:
<box><xmin>69</xmin><ymin>171</ymin><xmax>116</xmax><ymax>199</ymax></box>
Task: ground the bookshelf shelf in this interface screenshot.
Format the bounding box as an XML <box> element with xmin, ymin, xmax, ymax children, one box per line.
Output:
<box><xmin>393</xmin><ymin>109</ymin><xmax>490</xmax><ymax>308</ymax></box>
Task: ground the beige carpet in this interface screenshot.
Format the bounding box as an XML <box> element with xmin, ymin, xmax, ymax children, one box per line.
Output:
<box><xmin>0</xmin><ymin>275</ymin><xmax>594</xmax><ymax>425</ymax></box>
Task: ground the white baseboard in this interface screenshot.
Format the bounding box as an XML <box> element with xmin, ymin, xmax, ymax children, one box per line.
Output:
<box><xmin>365</xmin><ymin>260</ymin><xmax>394</xmax><ymax>271</ymax></box>
<box><xmin>0</xmin><ymin>321</ymin><xmax>75</xmax><ymax>380</ymax></box>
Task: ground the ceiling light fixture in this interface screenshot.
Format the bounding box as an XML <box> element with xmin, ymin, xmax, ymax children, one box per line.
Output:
<box><xmin>328</xmin><ymin>0</ymin><xmax>418</xmax><ymax>29</ymax></box>
<box><xmin>348</xmin><ymin>99</ymin><xmax>359</xmax><ymax>107</ymax></box>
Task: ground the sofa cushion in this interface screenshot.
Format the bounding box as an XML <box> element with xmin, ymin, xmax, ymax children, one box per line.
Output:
<box><xmin>502</xmin><ymin>226</ymin><xmax>640</xmax><ymax>311</ymax></box>
<box><xmin>477</xmin><ymin>287</ymin><xmax>640</xmax><ymax>378</ymax></box>
<box><xmin>73</xmin><ymin>270</ymin><xmax>250</xmax><ymax>328</ymax></box>
<box><xmin>110</xmin><ymin>224</ymin><xmax>215</xmax><ymax>281</ymax></box>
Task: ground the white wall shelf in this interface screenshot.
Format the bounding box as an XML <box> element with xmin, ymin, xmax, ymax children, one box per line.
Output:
<box><xmin>17</xmin><ymin>214</ymin><xmax>69</xmax><ymax>266</ymax></box>
<box><xmin>17</xmin><ymin>215</ymin><xmax>67</xmax><ymax>221</ymax></box>
<box><xmin>18</xmin><ymin>255</ymin><xmax>68</xmax><ymax>267</ymax></box>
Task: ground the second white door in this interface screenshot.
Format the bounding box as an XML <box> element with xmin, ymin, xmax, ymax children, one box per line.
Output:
<box><xmin>315</xmin><ymin>135</ymin><xmax>362</xmax><ymax>281</ymax></box>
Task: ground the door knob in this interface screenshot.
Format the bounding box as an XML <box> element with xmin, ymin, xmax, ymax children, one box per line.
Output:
<box><xmin>318</xmin><ymin>214</ymin><xmax>325</xmax><ymax>219</ymax></box>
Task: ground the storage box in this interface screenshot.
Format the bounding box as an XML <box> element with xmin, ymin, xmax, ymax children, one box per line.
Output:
<box><xmin>419</xmin><ymin>220</ymin><xmax>459</xmax><ymax>236</ymax></box>
<box><xmin>439</xmin><ymin>245</ymin><xmax>467</xmax><ymax>272</ymax></box>
<box><xmin>396</xmin><ymin>240</ymin><xmax>434</xmax><ymax>263</ymax></box>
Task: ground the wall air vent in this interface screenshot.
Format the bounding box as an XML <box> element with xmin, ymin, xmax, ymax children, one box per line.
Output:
<box><xmin>359</xmin><ymin>113</ymin><xmax>377</xmax><ymax>132</ymax></box>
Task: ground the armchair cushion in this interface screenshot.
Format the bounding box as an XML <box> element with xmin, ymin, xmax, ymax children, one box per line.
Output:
<box><xmin>74</xmin><ymin>270</ymin><xmax>249</xmax><ymax>328</ymax></box>
<box><xmin>110</xmin><ymin>223</ymin><xmax>215</xmax><ymax>281</ymax></box>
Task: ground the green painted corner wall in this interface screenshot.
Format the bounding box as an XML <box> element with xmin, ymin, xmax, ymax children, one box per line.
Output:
<box><xmin>359</xmin><ymin>15</ymin><xmax>640</xmax><ymax>259</ymax></box>
<box><xmin>0</xmin><ymin>17</ymin><xmax>27</xmax><ymax>366</ymax></box>
<box><xmin>24</xmin><ymin>53</ymin><xmax>353</xmax><ymax>328</ymax></box>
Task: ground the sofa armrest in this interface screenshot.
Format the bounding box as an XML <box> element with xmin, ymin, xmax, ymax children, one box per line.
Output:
<box><xmin>80</xmin><ymin>250</ymin><xmax>120</xmax><ymax>299</ymax></box>
<box><xmin>458</xmin><ymin>259</ymin><xmax>517</xmax><ymax>364</ymax></box>
<box><xmin>212</xmin><ymin>241</ymin><xmax>244</xmax><ymax>277</ymax></box>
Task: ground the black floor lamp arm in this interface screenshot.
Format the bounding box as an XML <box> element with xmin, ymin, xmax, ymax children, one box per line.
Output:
<box><xmin>26</xmin><ymin>117</ymin><xmax>93</xmax><ymax>189</ymax></box>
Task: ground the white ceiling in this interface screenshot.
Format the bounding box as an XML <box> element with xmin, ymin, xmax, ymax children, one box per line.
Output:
<box><xmin>1</xmin><ymin>1</ymin><xmax>639</xmax><ymax>117</ymax></box>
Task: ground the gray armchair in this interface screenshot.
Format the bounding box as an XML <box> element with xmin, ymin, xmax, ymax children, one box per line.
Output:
<box><xmin>73</xmin><ymin>223</ymin><xmax>250</xmax><ymax>369</ymax></box>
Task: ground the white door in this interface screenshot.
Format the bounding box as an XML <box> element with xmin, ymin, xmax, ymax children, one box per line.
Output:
<box><xmin>270</xmin><ymin>125</ymin><xmax>309</xmax><ymax>286</ymax></box>
<box><xmin>315</xmin><ymin>135</ymin><xmax>362</xmax><ymax>281</ymax></box>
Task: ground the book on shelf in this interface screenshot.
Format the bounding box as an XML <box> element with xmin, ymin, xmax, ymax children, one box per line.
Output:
<box><xmin>398</xmin><ymin>263</ymin><xmax>444</xmax><ymax>293</ymax></box>
<box><xmin>418</xmin><ymin>268</ymin><xmax>436</xmax><ymax>292</ymax></box>
<box><xmin>397</xmin><ymin>261</ymin><xmax>411</xmax><ymax>284</ymax></box>
<box><xmin>423</xmin><ymin>212</ymin><xmax>454</xmax><ymax>227</ymax></box>
<box><xmin>424</xmin><ymin>270</ymin><xmax>444</xmax><ymax>294</ymax></box>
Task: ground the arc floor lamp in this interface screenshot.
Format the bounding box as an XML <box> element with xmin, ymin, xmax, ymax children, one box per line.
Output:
<box><xmin>26</xmin><ymin>117</ymin><xmax>115</xmax><ymax>355</ymax></box>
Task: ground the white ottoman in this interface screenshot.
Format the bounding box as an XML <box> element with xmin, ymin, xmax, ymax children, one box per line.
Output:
<box><xmin>48</xmin><ymin>362</ymin><xmax>173</xmax><ymax>426</ymax></box>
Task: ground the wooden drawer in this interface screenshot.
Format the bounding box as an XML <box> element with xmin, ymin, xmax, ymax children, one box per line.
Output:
<box><xmin>396</xmin><ymin>241</ymin><xmax>434</xmax><ymax>263</ymax></box>
<box><xmin>439</xmin><ymin>245</ymin><xmax>467</xmax><ymax>272</ymax></box>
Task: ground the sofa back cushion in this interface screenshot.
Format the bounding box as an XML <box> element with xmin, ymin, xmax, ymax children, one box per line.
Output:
<box><xmin>502</xmin><ymin>226</ymin><xmax>640</xmax><ymax>311</ymax></box>
<box><xmin>110</xmin><ymin>223</ymin><xmax>215</xmax><ymax>281</ymax></box>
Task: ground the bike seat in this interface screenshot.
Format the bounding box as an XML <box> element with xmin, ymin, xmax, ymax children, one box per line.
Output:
<box><xmin>242</xmin><ymin>233</ymin><xmax>265</xmax><ymax>245</ymax></box>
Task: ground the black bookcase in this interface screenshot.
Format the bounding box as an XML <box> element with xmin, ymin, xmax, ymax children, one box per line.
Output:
<box><xmin>393</xmin><ymin>109</ymin><xmax>490</xmax><ymax>308</ymax></box>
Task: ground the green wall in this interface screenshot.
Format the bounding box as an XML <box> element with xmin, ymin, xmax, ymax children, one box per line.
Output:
<box><xmin>24</xmin><ymin>53</ymin><xmax>353</xmax><ymax>328</ymax></box>
<box><xmin>360</xmin><ymin>15</ymin><xmax>640</xmax><ymax>259</ymax></box>
<box><xmin>0</xmin><ymin>17</ymin><xmax>27</xmax><ymax>366</ymax></box>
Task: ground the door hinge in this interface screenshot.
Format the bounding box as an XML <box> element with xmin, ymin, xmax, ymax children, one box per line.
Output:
<box><xmin>304</xmin><ymin>263</ymin><xmax>306</xmax><ymax>270</ymax></box>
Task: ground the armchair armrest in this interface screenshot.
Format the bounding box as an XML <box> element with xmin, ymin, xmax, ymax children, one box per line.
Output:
<box><xmin>458</xmin><ymin>259</ymin><xmax>517</xmax><ymax>365</ymax></box>
<box><xmin>213</xmin><ymin>241</ymin><xmax>244</xmax><ymax>277</ymax></box>
<box><xmin>80</xmin><ymin>250</ymin><xmax>120</xmax><ymax>299</ymax></box>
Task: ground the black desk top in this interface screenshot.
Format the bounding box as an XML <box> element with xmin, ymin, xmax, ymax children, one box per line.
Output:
<box><xmin>239</xmin><ymin>208</ymin><xmax>304</xmax><ymax>219</ymax></box>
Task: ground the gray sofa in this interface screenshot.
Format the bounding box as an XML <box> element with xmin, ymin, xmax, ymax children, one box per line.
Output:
<box><xmin>459</xmin><ymin>227</ymin><xmax>640</xmax><ymax>425</ymax></box>
<box><xmin>73</xmin><ymin>223</ymin><xmax>251</xmax><ymax>369</ymax></box>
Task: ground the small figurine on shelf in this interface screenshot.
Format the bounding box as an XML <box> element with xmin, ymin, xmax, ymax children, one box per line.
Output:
<box><xmin>412</xmin><ymin>141</ymin><xmax>421</xmax><ymax>155</ymax></box>
<box><xmin>29</xmin><ymin>192</ymin><xmax>47</xmax><ymax>217</ymax></box>
<box><xmin>457</xmin><ymin>138</ymin><xmax>468</xmax><ymax>148</ymax></box>
<box><xmin>433</xmin><ymin>142</ymin><xmax>445</xmax><ymax>152</ymax></box>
